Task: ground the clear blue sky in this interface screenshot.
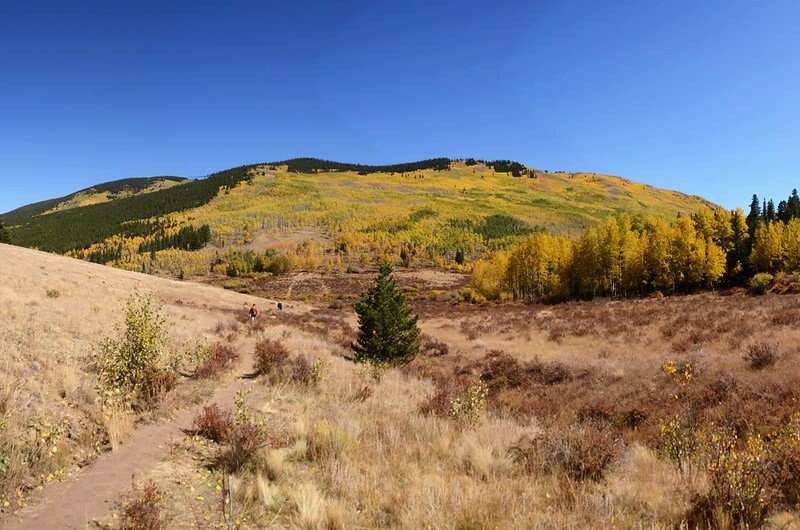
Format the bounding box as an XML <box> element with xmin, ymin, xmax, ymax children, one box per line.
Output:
<box><xmin>1</xmin><ymin>1</ymin><xmax>799</xmax><ymax>213</ymax></box>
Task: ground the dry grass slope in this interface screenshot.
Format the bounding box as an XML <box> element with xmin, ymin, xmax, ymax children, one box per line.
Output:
<box><xmin>4</xmin><ymin>241</ymin><xmax>800</xmax><ymax>528</ymax></box>
<box><xmin>0</xmin><ymin>242</ymin><xmax>271</xmax><ymax>512</ymax></box>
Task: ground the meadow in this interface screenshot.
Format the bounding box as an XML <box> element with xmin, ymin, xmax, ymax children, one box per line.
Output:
<box><xmin>96</xmin><ymin>285</ymin><xmax>800</xmax><ymax>529</ymax></box>
<box><xmin>3</xmin><ymin>241</ymin><xmax>800</xmax><ymax>528</ymax></box>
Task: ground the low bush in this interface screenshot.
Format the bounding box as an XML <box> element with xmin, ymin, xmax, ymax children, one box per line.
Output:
<box><xmin>290</xmin><ymin>354</ymin><xmax>327</xmax><ymax>386</ymax></box>
<box><xmin>253</xmin><ymin>339</ymin><xmax>290</xmax><ymax>378</ymax></box>
<box><xmin>769</xmin><ymin>272</ymin><xmax>800</xmax><ymax>295</ymax></box>
<box><xmin>138</xmin><ymin>365</ymin><xmax>178</xmax><ymax>409</ymax></box>
<box><xmin>420</xmin><ymin>379</ymin><xmax>467</xmax><ymax>417</ymax></box>
<box><xmin>192</xmin><ymin>404</ymin><xmax>234</xmax><ymax>443</ymax></box>
<box><xmin>479</xmin><ymin>350</ymin><xmax>572</xmax><ymax>392</ymax></box>
<box><xmin>449</xmin><ymin>382</ymin><xmax>488</xmax><ymax>424</ymax></box>
<box><xmin>420</xmin><ymin>334</ymin><xmax>450</xmax><ymax>356</ymax></box>
<box><xmin>517</xmin><ymin>423</ymin><xmax>623</xmax><ymax>482</ymax></box>
<box><xmin>744</xmin><ymin>342</ymin><xmax>780</xmax><ymax>370</ymax></box>
<box><xmin>657</xmin><ymin>414</ymin><xmax>703</xmax><ymax>470</ymax></box>
<box><xmin>749</xmin><ymin>273</ymin><xmax>774</xmax><ymax>295</ymax></box>
<box><xmin>119</xmin><ymin>481</ymin><xmax>167</xmax><ymax>530</ymax></box>
<box><xmin>703</xmin><ymin>431</ymin><xmax>769</xmax><ymax>529</ymax></box>
<box><xmin>771</xmin><ymin>307</ymin><xmax>800</xmax><ymax>326</ymax></box>
<box><xmin>193</xmin><ymin>343</ymin><xmax>240</xmax><ymax>379</ymax></box>
<box><xmin>215</xmin><ymin>421</ymin><xmax>268</xmax><ymax>473</ymax></box>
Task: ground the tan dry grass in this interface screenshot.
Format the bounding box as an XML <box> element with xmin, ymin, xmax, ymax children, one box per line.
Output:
<box><xmin>0</xmin><ymin>243</ymin><xmax>286</xmax><ymax>507</ymax></box>
<box><xmin>11</xmin><ymin>248</ymin><xmax>800</xmax><ymax>527</ymax></box>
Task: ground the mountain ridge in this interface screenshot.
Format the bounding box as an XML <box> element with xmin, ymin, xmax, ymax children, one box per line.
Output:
<box><xmin>1</xmin><ymin>157</ymin><xmax>720</xmax><ymax>274</ymax></box>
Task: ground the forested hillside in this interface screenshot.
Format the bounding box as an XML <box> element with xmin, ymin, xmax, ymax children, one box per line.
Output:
<box><xmin>4</xmin><ymin>167</ymin><xmax>251</xmax><ymax>253</ymax></box>
<box><xmin>2</xmin><ymin>176</ymin><xmax>188</xmax><ymax>224</ymax></box>
<box><xmin>1</xmin><ymin>158</ymin><xmax>716</xmax><ymax>279</ymax></box>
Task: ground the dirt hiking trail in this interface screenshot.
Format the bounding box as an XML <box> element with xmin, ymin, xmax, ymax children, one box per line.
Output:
<box><xmin>2</xmin><ymin>337</ymin><xmax>259</xmax><ymax>530</ymax></box>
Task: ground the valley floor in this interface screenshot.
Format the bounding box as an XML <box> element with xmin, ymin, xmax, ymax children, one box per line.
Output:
<box><xmin>2</xmin><ymin>243</ymin><xmax>800</xmax><ymax>528</ymax></box>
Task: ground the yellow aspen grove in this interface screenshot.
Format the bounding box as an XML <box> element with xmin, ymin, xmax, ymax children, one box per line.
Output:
<box><xmin>782</xmin><ymin>218</ymin><xmax>800</xmax><ymax>272</ymax></box>
<box><xmin>470</xmin><ymin>251</ymin><xmax>510</xmax><ymax>300</ymax></box>
<box><xmin>751</xmin><ymin>220</ymin><xmax>784</xmax><ymax>273</ymax></box>
<box><xmin>504</xmin><ymin>232</ymin><xmax>571</xmax><ymax>301</ymax></box>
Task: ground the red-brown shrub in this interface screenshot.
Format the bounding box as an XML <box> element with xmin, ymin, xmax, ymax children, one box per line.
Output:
<box><xmin>192</xmin><ymin>403</ymin><xmax>234</xmax><ymax>443</ymax></box>
<box><xmin>119</xmin><ymin>481</ymin><xmax>166</xmax><ymax>530</ymax></box>
<box><xmin>138</xmin><ymin>366</ymin><xmax>178</xmax><ymax>410</ymax></box>
<box><xmin>478</xmin><ymin>350</ymin><xmax>572</xmax><ymax>393</ymax></box>
<box><xmin>744</xmin><ymin>342</ymin><xmax>780</xmax><ymax>370</ymax></box>
<box><xmin>771</xmin><ymin>308</ymin><xmax>800</xmax><ymax>326</ymax></box>
<box><xmin>420</xmin><ymin>334</ymin><xmax>450</xmax><ymax>356</ymax></box>
<box><xmin>420</xmin><ymin>378</ymin><xmax>468</xmax><ymax>417</ymax></box>
<box><xmin>513</xmin><ymin>423</ymin><xmax>623</xmax><ymax>482</ymax></box>
<box><xmin>290</xmin><ymin>354</ymin><xmax>315</xmax><ymax>385</ymax></box>
<box><xmin>194</xmin><ymin>343</ymin><xmax>240</xmax><ymax>379</ymax></box>
<box><xmin>253</xmin><ymin>339</ymin><xmax>290</xmax><ymax>377</ymax></box>
<box><xmin>215</xmin><ymin>421</ymin><xmax>267</xmax><ymax>473</ymax></box>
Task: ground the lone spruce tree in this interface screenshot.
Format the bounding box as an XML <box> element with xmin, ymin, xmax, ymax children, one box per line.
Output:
<box><xmin>353</xmin><ymin>263</ymin><xmax>420</xmax><ymax>366</ymax></box>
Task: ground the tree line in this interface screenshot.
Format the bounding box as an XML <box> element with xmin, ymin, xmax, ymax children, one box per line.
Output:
<box><xmin>6</xmin><ymin>167</ymin><xmax>253</xmax><ymax>253</ymax></box>
<box><xmin>139</xmin><ymin>224</ymin><xmax>211</xmax><ymax>253</ymax></box>
<box><xmin>1</xmin><ymin>176</ymin><xmax>188</xmax><ymax>226</ymax></box>
<box><xmin>472</xmin><ymin>190</ymin><xmax>800</xmax><ymax>302</ymax></box>
<box><xmin>0</xmin><ymin>220</ymin><xmax>10</xmax><ymax>244</ymax></box>
<box><xmin>277</xmin><ymin>157</ymin><xmax>452</xmax><ymax>174</ymax></box>
<box><xmin>463</xmin><ymin>158</ymin><xmax>529</xmax><ymax>177</ymax></box>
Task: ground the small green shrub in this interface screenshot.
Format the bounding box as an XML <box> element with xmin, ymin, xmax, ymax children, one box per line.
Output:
<box><xmin>749</xmin><ymin>273</ymin><xmax>774</xmax><ymax>295</ymax></box>
<box><xmin>46</xmin><ymin>289</ymin><xmax>60</xmax><ymax>299</ymax></box>
<box><xmin>266</xmin><ymin>255</ymin><xmax>292</xmax><ymax>275</ymax></box>
<box><xmin>95</xmin><ymin>292</ymin><xmax>173</xmax><ymax>408</ymax></box>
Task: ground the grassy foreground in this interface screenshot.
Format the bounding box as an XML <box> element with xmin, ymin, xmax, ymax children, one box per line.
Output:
<box><xmin>4</xmin><ymin>242</ymin><xmax>799</xmax><ymax>528</ymax></box>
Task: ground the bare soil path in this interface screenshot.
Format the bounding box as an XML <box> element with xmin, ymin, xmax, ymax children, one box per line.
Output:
<box><xmin>1</xmin><ymin>338</ymin><xmax>258</xmax><ymax>530</ymax></box>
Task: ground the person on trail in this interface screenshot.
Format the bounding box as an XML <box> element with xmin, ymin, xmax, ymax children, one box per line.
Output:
<box><xmin>249</xmin><ymin>304</ymin><xmax>259</xmax><ymax>322</ymax></box>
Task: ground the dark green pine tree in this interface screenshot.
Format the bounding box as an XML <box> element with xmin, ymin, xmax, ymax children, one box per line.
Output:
<box><xmin>766</xmin><ymin>199</ymin><xmax>776</xmax><ymax>222</ymax></box>
<box><xmin>0</xmin><ymin>220</ymin><xmax>10</xmax><ymax>244</ymax></box>
<box><xmin>352</xmin><ymin>263</ymin><xmax>420</xmax><ymax>367</ymax></box>
<box><xmin>788</xmin><ymin>189</ymin><xmax>800</xmax><ymax>220</ymax></box>
<box><xmin>746</xmin><ymin>194</ymin><xmax>761</xmax><ymax>240</ymax></box>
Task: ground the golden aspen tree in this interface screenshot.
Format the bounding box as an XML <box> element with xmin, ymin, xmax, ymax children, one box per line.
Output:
<box><xmin>505</xmin><ymin>232</ymin><xmax>571</xmax><ymax>301</ymax></box>
<box><xmin>670</xmin><ymin>215</ymin><xmax>705</xmax><ymax>290</ymax></box>
<box><xmin>643</xmin><ymin>217</ymin><xmax>674</xmax><ymax>292</ymax></box>
<box><xmin>750</xmin><ymin>220</ymin><xmax>784</xmax><ymax>273</ymax></box>
<box><xmin>782</xmin><ymin>218</ymin><xmax>800</xmax><ymax>272</ymax></box>
<box><xmin>470</xmin><ymin>251</ymin><xmax>510</xmax><ymax>300</ymax></box>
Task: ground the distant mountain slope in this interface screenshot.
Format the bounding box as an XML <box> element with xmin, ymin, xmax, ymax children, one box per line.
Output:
<box><xmin>1</xmin><ymin>158</ymin><xmax>719</xmax><ymax>272</ymax></box>
<box><xmin>3</xmin><ymin>167</ymin><xmax>252</xmax><ymax>253</ymax></box>
<box><xmin>3</xmin><ymin>176</ymin><xmax>188</xmax><ymax>225</ymax></box>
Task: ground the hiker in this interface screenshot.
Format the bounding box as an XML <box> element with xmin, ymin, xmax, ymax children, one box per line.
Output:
<box><xmin>249</xmin><ymin>304</ymin><xmax>259</xmax><ymax>321</ymax></box>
